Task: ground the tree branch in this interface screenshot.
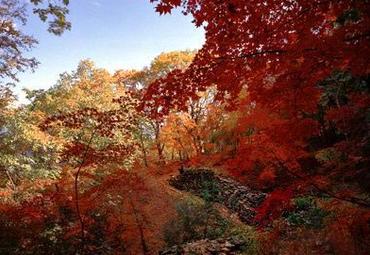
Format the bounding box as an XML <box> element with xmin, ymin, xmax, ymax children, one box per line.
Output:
<box><xmin>74</xmin><ymin>128</ymin><xmax>97</xmax><ymax>254</ymax></box>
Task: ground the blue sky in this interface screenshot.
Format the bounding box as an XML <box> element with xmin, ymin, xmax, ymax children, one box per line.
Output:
<box><xmin>15</xmin><ymin>0</ymin><xmax>204</xmax><ymax>102</ymax></box>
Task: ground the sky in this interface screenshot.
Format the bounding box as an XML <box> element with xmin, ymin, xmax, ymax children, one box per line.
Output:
<box><xmin>15</xmin><ymin>0</ymin><xmax>205</xmax><ymax>102</ymax></box>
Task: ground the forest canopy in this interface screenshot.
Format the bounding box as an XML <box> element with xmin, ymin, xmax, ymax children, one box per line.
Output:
<box><xmin>0</xmin><ymin>0</ymin><xmax>369</xmax><ymax>254</ymax></box>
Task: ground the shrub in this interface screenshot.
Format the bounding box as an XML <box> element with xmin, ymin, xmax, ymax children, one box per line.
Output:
<box><xmin>285</xmin><ymin>196</ymin><xmax>329</xmax><ymax>228</ymax></box>
<box><xmin>163</xmin><ymin>198</ymin><xmax>229</xmax><ymax>246</ymax></box>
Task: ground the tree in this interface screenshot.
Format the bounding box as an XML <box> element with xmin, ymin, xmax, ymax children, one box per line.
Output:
<box><xmin>0</xmin><ymin>1</ymin><xmax>368</xmax><ymax>253</ymax></box>
<box><xmin>116</xmin><ymin>51</ymin><xmax>196</xmax><ymax>165</ymax></box>
<box><xmin>0</xmin><ymin>0</ymin><xmax>37</xmax><ymax>82</ymax></box>
<box><xmin>0</xmin><ymin>83</ymin><xmax>62</xmax><ymax>193</ymax></box>
<box><xmin>160</xmin><ymin>112</ymin><xmax>197</xmax><ymax>161</ymax></box>
<box><xmin>38</xmin><ymin>61</ymin><xmax>141</xmax><ymax>253</ymax></box>
<box><xmin>0</xmin><ymin>0</ymin><xmax>70</xmax><ymax>82</ymax></box>
<box><xmin>0</xmin><ymin>106</ymin><xmax>61</xmax><ymax>190</ymax></box>
<box><xmin>160</xmin><ymin>88</ymin><xmax>218</xmax><ymax>161</ymax></box>
<box><xmin>0</xmin><ymin>83</ymin><xmax>13</xmax><ymax>126</ymax></box>
<box><xmin>147</xmin><ymin>0</ymin><xmax>370</xmax><ymax>203</ymax></box>
<box><xmin>0</xmin><ymin>60</ymin><xmax>141</xmax><ymax>197</ymax></box>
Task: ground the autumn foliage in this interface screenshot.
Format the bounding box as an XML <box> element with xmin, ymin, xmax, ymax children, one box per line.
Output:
<box><xmin>0</xmin><ymin>0</ymin><xmax>369</xmax><ymax>254</ymax></box>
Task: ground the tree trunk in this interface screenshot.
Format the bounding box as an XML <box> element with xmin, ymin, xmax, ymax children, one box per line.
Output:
<box><xmin>139</xmin><ymin>131</ymin><xmax>148</xmax><ymax>167</ymax></box>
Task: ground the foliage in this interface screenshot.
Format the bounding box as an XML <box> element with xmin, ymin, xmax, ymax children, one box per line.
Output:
<box><xmin>0</xmin><ymin>108</ymin><xmax>61</xmax><ymax>183</ymax></box>
<box><xmin>30</xmin><ymin>0</ymin><xmax>71</xmax><ymax>35</ymax></box>
<box><xmin>0</xmin><ymin>183</ymin><xmax>125</xmax><ymax>255</ymax></box>
<box><xmin>148</xmin><ymin>0</ymin><xmax>370</xmax><ymax>198</ymax></box>
<box><xmin>0</xmin><ymin>0</ymin><xmax>70</xmax><ymax>82</ymax></box>
<box><xmin>0</xmin><ymin>0</ymin><xmax>38</xmax><ymax>82</ymax></box>
<box><xmin>116</xmin><ymin>50</ymin><xmax>196</xmax><ymax>165</ymax></box>
<box><xmin>163</xmin><ymin>198</ymin><xmax>232</xmax><ymax>246</ymax></box>
<box><xmin>257</xmin><ymin>201</ymin><xmax>370</xmax><ymax>255</ymax></box>
<box><xmin>255</xmin><ymin>188</ymin><xmax>294</xmax><ymax>226</ymax></box>
<box><xmin>284</xmin><ymin>196</ymin><xmax>330</xmax><ymax>228</ymax></box>
<box><xmin>0</xmin><ymin>0</ymin><xmax>369</xmax><ymax>253</ymax></box>
<box><xmin>163</xmin><ymin>197</ymin><xmax>259</xmax><ymax>254</ymax></box>
<box><xmin>200</xmin><ymin>179</ymin><xmax>220</xmax><ymax>203</ymax></box>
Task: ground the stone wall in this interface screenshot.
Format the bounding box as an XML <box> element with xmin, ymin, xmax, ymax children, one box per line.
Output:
<box><xmin>160</xmin><ymin>237</ymin><xmax>247</xmax><ymax>255</ymax></box>
<box><xmin>169</xmin><ymin>168</ymin><xmax>266</xmax><ymax>225</ymax></box>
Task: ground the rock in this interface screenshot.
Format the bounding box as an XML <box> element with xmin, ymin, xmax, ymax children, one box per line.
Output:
<box><xmin>169</xmin><ymin>168</ymin><xmax>266</xmax><ymax>225</ymax></box>
<box><xmin>159</xmin><ymin>237</ymin><xmax>248</xmax><ymax>255</ymax></box>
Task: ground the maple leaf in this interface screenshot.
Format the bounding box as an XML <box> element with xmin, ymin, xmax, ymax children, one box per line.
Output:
<box><xmin>156</xmin><ymin>3</ymin><xmax>172</xmax><ymax>15</ymax></box>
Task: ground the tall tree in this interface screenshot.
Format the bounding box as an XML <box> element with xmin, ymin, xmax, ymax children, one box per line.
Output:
<box><xmin>116</xmin><ymin>51</ymin><xmax>196</xmax><ymax>165</ymax></box>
